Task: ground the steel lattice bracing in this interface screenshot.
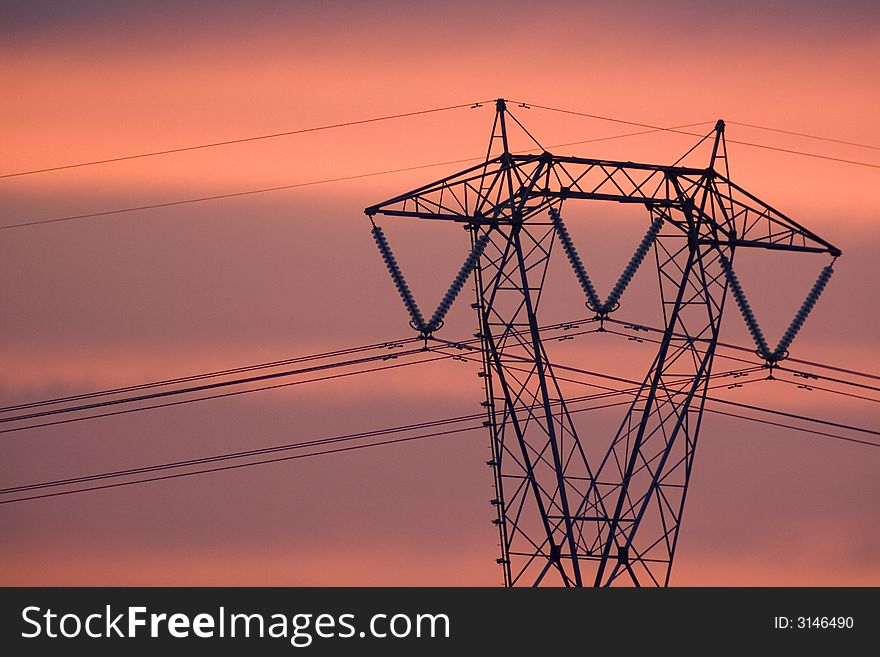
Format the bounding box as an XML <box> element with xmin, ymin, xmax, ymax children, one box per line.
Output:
<box><xmin>365</xmin><ymin>99</ymin><xmax>840</xmax><ymax>586</ymax></box>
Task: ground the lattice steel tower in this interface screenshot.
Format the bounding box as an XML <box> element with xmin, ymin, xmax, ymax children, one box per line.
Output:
<box><xmin>365</xmin><ymin>99</ymin><xmax>840</xmax><ymax>586</ymax></box>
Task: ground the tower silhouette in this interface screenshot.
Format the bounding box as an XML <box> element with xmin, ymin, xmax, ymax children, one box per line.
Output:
<box><xmin>366</xmin><ymin>99</ymin><xmax>839</xmax><ymax>586</ymax></box>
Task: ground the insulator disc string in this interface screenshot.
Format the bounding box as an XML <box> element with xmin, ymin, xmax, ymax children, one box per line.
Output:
<box><xmin>771</xmin><ymin>265</ymin><xmax>834</xmax><ymax>360</ymax></box>
<box><xmin>551</xmin><ymin>207</ymin><xmax>663</xmax><ymax>315</ymax></box>
<box><xmin>601</xmin><ymin>215</ymin><xmax>664</xmax><ymax>312</ymax></box>
<box><xmin>371</xmin><ymin>224</ymin><xmax>427</xmax><ymax>332</ymax></box>
<box><xmin>426</xmin><ymin>232</ymin><xmax>492</xmax><ymax>331</ymax></box>
<box><xmin>719</xmin><ymin>252</ymin><xmax>834</xmax><ymax>362</ymax></box>
<box><xmin>550</xmin><ymin>207</ymin><xmax>603</xmax><ymax>312</ymax></box>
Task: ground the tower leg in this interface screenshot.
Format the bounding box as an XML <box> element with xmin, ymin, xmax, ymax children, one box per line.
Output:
<box><xmin>587</xmin><ymin>219</ymin><xmax>728</xmax><ymax>586</ymax></box>
<box><xmin>476</xmin><ymin>221</ymin><xmax>602</xmax><ymax>587</ymax></box>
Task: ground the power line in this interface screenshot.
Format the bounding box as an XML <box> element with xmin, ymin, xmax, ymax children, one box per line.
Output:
<box><xmin>441</xmin><ymin>346</ymin><xmax>880</xmax><ymax>447</ymax></box>
<box><xmin>520</xmin><ymin>101</ymin><xmax>880</xmax><ymax>170</ymax></box>
<box><xmin>0</xmin><ymin>351</ymin><xmax>451</xmax><ymax>436</ymax></box>
<box><xmin>775</xmin><ymin>366</ymin><xmax>880</xmax><ymax>395</ymax></box>
<box><xmin>10</xmin><ymin>312</ymin><xmax>870</xmax><ymax>423</ymax></box>
<box><xmin>547</xmin><ymin>357</ymin><xmax>880</xmax><ymax>437</ymax></box>
<box><xmin>3</xmin><ymin>368</ymin><xmax>876</xmax><ymax>506</ymax></box>
<box><xmin>699</xmin><ymin>407</ymin><xmax>879</xmax><ymax>448</ymax></box>
<box><xmin>510</xmin><ymin>100</ymin><xmax>699</xmax><ymax>134</ymax></box>
<box><xmin>0</xmin><ymin>323</ymin><xmax>608</xmax><ymax>435</ymax></box>
<box><xmin>0</xmin><ymin>157</ymin><xmax>486</xmax><ymax>231</ymax></box>
<box><xmin>604</xmin><ymin>316</ymin><xmax>880</xmax><ymax>383</ymax></box>
<box><xmin>727</xmin><ymin>121</ymin><xmax>880</xmax><ymax>152</ymax></box>
<box><xmin>600</xmin><ymin>326</ymin><xmax>880</xmax><ymax>401</ymax></box>
<box><xmin>557</xmin><ymin>361</ymin><xmax>880</xmax><ymax>438</ymax></box>
<box><xmin>0</xmin><ymin>123</ymin><xmax>711</xmax><ymax>232</ymax></box>
<box><xmin>771</xmin><ymin>376</ymin><xmax>880</xmax><ymax>404</ymax></box>
<box><xmin>4</xmin><ymin>106</ymin><xmax>877</xmax><ymax>233</ymax></box>
<box><xmin>0</xmin><ymin>337</ymin><xmax>419</xmax><ymax>414</ymax></box>
<box><xmin>5</xmin><ymin>315</ymin><xmax>875</xmax><ymax>439</ymax></box>
<box><xmin>432</xmin><ymin>337</ymin><xmax>880</xmax><ymax>438</ymax></box>
<box><xmin>0</xmin><ymin>101</ymin><xmax>489</xmax><ymax>180</ymax></box>
<box><xmin>7</xmin><ymin>334</ymin><xmax>868</xmax><ymax>445</ymax></box>
<box><xmin>7</xmin><ymin>99</ymin><xmax>870</xmax><ymax>184</ymax></box>
<box><xmin>0</xmin><ymin>348</ymin><xmax>826</xmax><ymax>498</ymax></box>
<box><xmin>0</xmin><ymin>317</ymin><xmax>597</xmax><ymax>433</ymax></box>
<box><xmin>0</xmin><ymin>415</ymin><xmax>481</xmax><ymax>495</ymax></box>
<box><xmin>0</xmin><ymin>424</ymin><xmax>482</xmax><ymax>506</ymax></box>
<box><xmin>3</xmin><ymin>337</ymin><xmax>874</xmax><ymax>506</ymax></box>
<box><xmin>0</xmin><ymin>387</ymin><xmax>638</xmax><ymax>496</ymax></box>
<box><xmin>0</xmin><ymin>379</ymin><xmax>868</xmax><ymax>504</ymax></box>
<box><xmin>542</xmin><ymin>121</ymin><xmax>714</xmax><ymax>150</ymax></box>
<box><xmin>0</xmin><ymin>346</ymin><xmax>432</xmax><ymax>424</ymax></box>
<box><xmin>716</xmin><ymin>136</ymin><xmax>880</xmax><ymax>169</ymax></box>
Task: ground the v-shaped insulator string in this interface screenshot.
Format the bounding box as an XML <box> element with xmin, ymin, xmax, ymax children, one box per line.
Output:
<box><xmin>372</xmin><ymin>225</ymin><xmax>427</xmax><ymax>331</ymax></box>
<box><xmin>774</xmin><ymin>265</ymin><xmax>834</xmax><ymax>358</ymax></box>
<box><xmin>371</xmin><ymin>224</ymin><xmax>491</xmax><ymax>335</ymax></box>
<box><xmin>550</xmin><ymin>207</ymin><xmax>664</xmax><ymax>315</ymax></box>
<box><xmin>605</xmin><ymin>215</ymin><xmax>665</xmax><ymax>312</ymax></box>
<box><xmin>717</xmin><ymin>253</ymin><xmax>770</xmax><ymax>357</ymax></box>
<box><xmin>549</xmin><ymin>207</ymin><xmax>602</xmax><ymax>311</ymax></box>
<box><xmin>718</xmin><ymin>252</ymin><xmax>834</xmax><ymax>362</ymax></box>
<box><xmin>426</xmin><ymin>232</ymin><xmax>491</xmax><ymax>332</ymax></box>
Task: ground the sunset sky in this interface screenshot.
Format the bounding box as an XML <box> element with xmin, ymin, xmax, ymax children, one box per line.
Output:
<box><xmin>1</xmin><ymin>1</ymin><xmax>878</xmax><ymax>585</ymax></box>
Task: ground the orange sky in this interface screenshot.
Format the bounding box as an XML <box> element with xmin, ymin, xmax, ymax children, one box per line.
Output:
<box><xmin>1</xmin><ymin>1</ymin><xmax>878</xmax><ymax>586</ymax></box>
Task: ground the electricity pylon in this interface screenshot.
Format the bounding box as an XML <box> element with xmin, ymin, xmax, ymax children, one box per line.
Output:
<box><xmin>365</xmin><ymin>99</ymin><xmax>840</xmax><ymax>586</ymax></box>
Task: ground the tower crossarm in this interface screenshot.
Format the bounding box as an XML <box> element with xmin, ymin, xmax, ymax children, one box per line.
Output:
<box><xmin>664</xmin><ymin>171</ymin><xmax>841</xmax><ymax>256</ymax></box>
<box><xmin>365</xmin><ymin>154</ymin><xmax>702</xmax><ymax>224</ymax></box>
<box><xmin>366</xmin><ymin>154</ymin><xmax>840</xmax><ymax>258</ymax></box>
